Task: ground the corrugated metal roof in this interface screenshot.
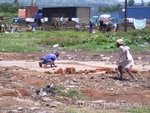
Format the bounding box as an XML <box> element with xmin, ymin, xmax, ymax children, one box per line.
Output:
<box><xmin>18</xmin><ymin>9</ymin><xmax>26</xmax><ymax>19</ymax></box>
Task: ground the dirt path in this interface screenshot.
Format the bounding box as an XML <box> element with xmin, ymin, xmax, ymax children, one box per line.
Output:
<box><xmin>0</xmin><ymin>52</ymin><xmax>149</xmax><ymax>113</ymax></box>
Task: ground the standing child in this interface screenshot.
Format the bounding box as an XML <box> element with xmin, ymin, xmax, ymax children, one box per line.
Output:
<box><xmin>116</xmin><ymin>39</ymin><xmax>137</xmax><ymax>81</ymax></box>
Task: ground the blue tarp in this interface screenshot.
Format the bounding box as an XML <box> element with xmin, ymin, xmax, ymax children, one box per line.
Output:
<box><xmin>13</xmin><ymin>18</ymin><xmax>19</xmax><ymax>23</ymax></box>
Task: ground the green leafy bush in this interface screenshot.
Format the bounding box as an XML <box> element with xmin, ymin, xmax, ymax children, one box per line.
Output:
<box><xmin>82</xmin><ymin>34</ymin><xmax>108</xmax><ymax>45</ymax></box>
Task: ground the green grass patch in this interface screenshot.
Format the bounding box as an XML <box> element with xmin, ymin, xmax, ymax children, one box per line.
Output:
<box><xmin>123</xmin><ymin>107</ymin><xmax>150</xmax><ymax>113</ymax></box>
<box><xmin>65</xmin><ymin>107</ymin><xmax>119</xmax><ymax>113</ymax></box>
<box><xmin>0</xmin><ymin>28</ymin><xmax>149</xmax><ymax>53</ymax></box>
<box><xmin>0</xmin><ymin>34</ymin><xmax>42</xmax><ymax>52</ymax></box>
<box><xmin>65</xmin><ymin>108</ymin><xmax>87</xmax><ymax>113</ymax></box>
<box><xmin>53</xmin><ymin>84</ymin><xmax>83</xmax><ymax>99</ymax></box>
<box><xmin>66</xmin><ymin>43</ymin><xmax>118</xmax><ymax>52</ymax></box>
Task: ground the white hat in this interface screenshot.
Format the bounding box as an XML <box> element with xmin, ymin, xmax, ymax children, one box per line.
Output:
<box><xmin>116</xmin><ymin>39</ymin><xmax>123</xmax><ymax>44</ymax></box>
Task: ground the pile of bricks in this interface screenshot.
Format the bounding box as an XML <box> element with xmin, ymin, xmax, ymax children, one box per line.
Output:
<box><xmin>44</xmin><ymin>67</ymin><xmax>127</xmax><ymax>75</ymax></box>
<box><xmin>44</xmin><ymin>67</ymin><xmax>139</xmax><ymax>75</ymax></box>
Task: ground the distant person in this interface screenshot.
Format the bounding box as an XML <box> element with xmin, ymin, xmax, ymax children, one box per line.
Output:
<box><xmin>1</xmin><ymin>23</ymin><xmax>4</xmax><ymax>32</ymax></box>
<box><xmin>116</xmin><ymin>39</ymin><xmax>137</xmax><ymax>81</ymax></box>
<box><xmin>89</xmin><ymin>20</ymin><xmax>93</xmax><ymax>33</ymax></box>
<box><xmin>99</xmin><ymin>17</ymin><xmax>103</xmax><ymax>31</ymax></box>
<box><xmin>0</xmin><ymin>24</ymin><xmax>1</xmax><ymax>32</ymax></box>
<box><xmin>5</xmin><ymin>24</ymin><xmax>8</xmax><ymax>31</ymax></box>
<box><xmin>31</xmin><ymin>23</ymin><xmax>36</xmax><ymax>32</ymax></box>
<box><xmin>39</xmin><ymin>52</ymin><xmax>59</xmax><ymax>68</ymax></box>
<box><xmin>113</xmin><ymin>23</ymin><xmax>117</xmax><ymax>32</ymax></box>
<box><xmin>10</xmin><ymin>23</ymin><xmax>13</xmax><ymax>30</ymax></box>
<box><xmin>60</xmin><ymin>16</ymin><xmax>66</xmax><ymax>25</ymax></box>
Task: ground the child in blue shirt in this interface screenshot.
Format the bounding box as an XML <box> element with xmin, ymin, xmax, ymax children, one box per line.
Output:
<box><xmin>39</xmin><ymin>52</ymin><xmax>59</xmax><ymax>68</ymax></box>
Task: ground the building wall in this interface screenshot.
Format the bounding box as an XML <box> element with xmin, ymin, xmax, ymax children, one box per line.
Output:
<box><xmin>76</xmin><ymin>7</ymin><xmax>90</xmax><ymax>24</ymax></box>
<box><xmin>26</xmin><ymin>6</ymin><xmax>38</xmax><ymax>18</ymax></box>
<box><xmin>18</xmin><ymin>9</ymin><xmax>26</xmax><ymax>19</ymax></box>
<box><xmin>42</xmin><ymin>7</ymin><xmax>90</xmax><ymax>24</ymax></box>
<box><xmin>43</xmin><ymin>7</ymin><xmax>76</xmax><ymax>18</ymax></box>
<box><xmin>76</xmin><ymin>7</ymin><xmax>90</xmax><ymax>18</ymax></box>
<box><xmin>42</xmin><ymin>7</ymin><xmax>90</xmax><ymax>19</ymax></box>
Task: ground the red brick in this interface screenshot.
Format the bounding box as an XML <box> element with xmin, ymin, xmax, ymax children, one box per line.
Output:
<box><xmin>130</xmin><ymin>69</ymin><xmax>138</xmax><ymax>73</ymax></box>
<box><xmin>57</xmin><ymin>68</ymin><xmax>63</xmax><ymax>74</ymax></box>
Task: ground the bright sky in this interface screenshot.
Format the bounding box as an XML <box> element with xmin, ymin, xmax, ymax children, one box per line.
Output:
<box><xmin>118</xmin><ymin>0</ymin><xmax>150</xmax><ymax>3</ymax></box>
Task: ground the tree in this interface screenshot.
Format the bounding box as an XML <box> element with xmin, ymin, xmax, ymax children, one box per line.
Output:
<box><xmin>115</xmin><ymin>3</ymin><xmax>122</xmax><ymax>11</ymax></box>
<box><xmin>99</xmin><ymin>4</ymin><xmax>122</xmax><ymax>13</ymax></box>
<box><xmin>128</xmin><ymin>0</ymin><xmax>134</xmax><ymax>6</ymax></box>
<box><xmin>148</xmin><ymin>1</ymin><xmax>150</xmax><ymax>6</ymax></box>
<box><xmin>141</xmin><ymin>0</ymin><xmax>144</xmax><ymax>6</ymax></box>
<box><xmin>0</xmin><ymin>2</ymin><xmax>24</xmax><ymax>14</ymax></box>
<box><xmin>13</xmin><ymin>0</ymin><xmax>20</xmax><ymax>6</ymax></box>
<box><xmin>31</xmin><ymin>0</ymin><xmax>34</xmax><ymax>5</ymax></box>
<box><xmin>116</xmin><ymin>3</ymin><xmax>121</xmax><ymax>9</ymax></box>
<box><xmin>31</xmin><ymin>0</ymin><xmax>36</xmax><ymax>6</ymax></box>
<box><xmin>34</xmin><ymin>2</ymin><xmax>37</xmax><ymax>6</ymax></box>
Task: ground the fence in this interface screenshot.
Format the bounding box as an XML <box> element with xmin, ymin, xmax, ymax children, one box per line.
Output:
<box><xmin>9</xmin><ymin>17</ymin><xmax>150</xmax><ymax>32</ymax></box>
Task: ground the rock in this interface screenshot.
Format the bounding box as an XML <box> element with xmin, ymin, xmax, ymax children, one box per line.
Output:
<box><xmin>84</xmin><ymin>69</ymin><xmax>89</xmax><ymax>74</ymax></box>
<box><xmin>77</xmin><ymin>70</ymin><xmax>83</xmax><ymax>74</ymax></box>
<box><xmin>42</xmin><ymin>97</ymin><xmax>52</xmax><ymax>102</ymax></box>
<box><xmin>105</xmin><ymin>70</ymin><xmax>117</xmax><ymax>74</ymax></box>
<box><xmin>68</xmin><ymin>57</ymin><xmax>72</xmax><ymax>60</ymax></box>
<box><xmin>121</xmin><ymin>100</ymin><xmax>126</xmax><ymax>103</ymax></box>
<box><xmin>107</xmin><ymin>88</ymin><xmax>114</xmax><ymax>91</ymax></box>
<box><xmin>50</xmin><ymin>101</ymin><xmax>63</xmax><ymax>108</ymax></box>
<box><xmin>101</xmin><ymin>57</ymin><xmax>110</xmax><ymax>61</ymax></box>
<box><xmin>91</xmin><ymin>54</ymin><xmax>100</xmax><ymax>60</ymax></box>
<box><xmin>27</xmin><ymin>107</ymin><xmax>38</xmax><ymax>111</ymax></box>
<box><xmin>89</xmin><ymin>69</ymin><xmax>96</xmax><ymax>73</ymax></box>
<box><xmin>138</xmin><ymin>57</ymin><xmax>142</xmax><ymax>60</ymax></box>
<box><xmin>84</xmin><ymin>56</ymin><xmax>91</xmax><ymax>61</ymax></box>
<box><xmin>134</xmin><ymin>84</ymin><xmax>140</xmax><ymax>88</ymax></box>
<box><xmin>9</xmin><ymin>110</ymin><xmax>18</xmax><ymax>112</ymax></box>
<box><xmin>17</xmin><ymin>107</ymin><xmax>23</xmax><ymax>111</ymax></box>
<box><xmin>73</xmin><ymin>79</ymin><xmax>77</xmax><ymax>82</ymax></box>
<box><xmin>61</xmin><ymin>52</ymin><xmax>66</xmax><ymax>54</ymax></box>
<box><xmin>44</xmin><ymin>71</ymin><xmax>52</xmax><ymax>74</ymax></box>
<box><xmin>100</xmin><ymin>54</ymin><xmax>104</xmax><ymax>57</ymax></box>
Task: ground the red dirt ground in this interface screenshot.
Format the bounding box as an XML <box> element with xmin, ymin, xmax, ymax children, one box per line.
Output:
<box><xmin>0</xmin><ymin>51</ymin><xmax>149</xmax><ymax>112</ymax></box>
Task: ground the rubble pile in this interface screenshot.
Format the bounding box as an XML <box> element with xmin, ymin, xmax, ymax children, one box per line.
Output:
<box><xmin>44</xmin><ymin>67</ymin><xmax>139</xmax><ymax>75</ymax></box>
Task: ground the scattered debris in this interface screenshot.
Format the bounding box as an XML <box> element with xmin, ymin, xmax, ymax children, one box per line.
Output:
<box><xmin>36</xmin><ymin>84</ymin><xmax>56</xmax><ymax>96</ymax></box>
<box><xmin>53</xmin><ymin>44</ymin><xmax>59</xmax><ymax>48</ymax></box>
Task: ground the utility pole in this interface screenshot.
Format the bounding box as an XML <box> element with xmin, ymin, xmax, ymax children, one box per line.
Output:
<box><xmin>124</xmin><ymin>0</ymin><xmax>127</xmax><ymax>32</ymax></box>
